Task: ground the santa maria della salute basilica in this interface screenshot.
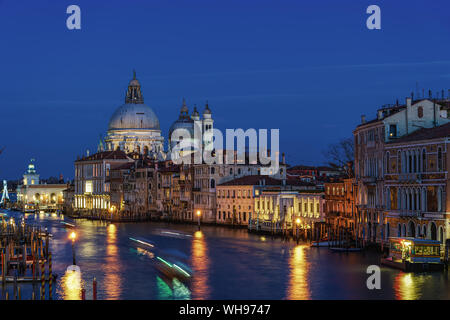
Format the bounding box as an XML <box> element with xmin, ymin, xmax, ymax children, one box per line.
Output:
<box><xmin>100</xmin><ymin>71</ymin><xmax>213</xmax><ymax>160</ymax></box>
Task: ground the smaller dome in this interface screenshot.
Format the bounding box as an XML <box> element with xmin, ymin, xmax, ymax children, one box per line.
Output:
<box><xmin>169</xmin><ymin>117</ymin><xmax>194</xmax><ymax>138</ymax></box>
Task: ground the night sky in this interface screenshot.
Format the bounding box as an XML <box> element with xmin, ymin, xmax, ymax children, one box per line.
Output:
<box><xmin>0</xmin><ymin>0</ymin><xmax>449</xmax><ymax>181</ymax></box>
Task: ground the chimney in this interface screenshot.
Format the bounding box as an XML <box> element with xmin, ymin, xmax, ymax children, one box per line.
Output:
<box><xmin>406</xmin><ymin>97</ymin><xmax>412</xmax><ymax>108</ymax></box>
<box><xmin>282</xmin><ymin>152</ymin><xmax>286</xmax><ymax>164</ymax></box>
<box><xmin>377</xmin><ymin>110</ymin><xmax>383</xmax><ymax>120</ymax></box>
<box><xmin>361</xmin><ymin>115</ymin><xmax>366</xmax><ymax>124</ymax></box>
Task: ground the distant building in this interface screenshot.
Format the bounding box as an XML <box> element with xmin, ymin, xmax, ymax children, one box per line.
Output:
<box><xmin>16</xmin><ymin>159</ymin><xmax>66</xmax><ymax>211</ymax></box>
<box><xmin>253</xmin><ymin>188</ymin><xmax>325</xmax><ymax>234</ymax></box>
<box><xmin>74</xmin><ymin>150</ymin><xmax>133</xmax><ymax>216</ymax></box>
<box><xmin>324</xmin><ymin>178</ymin><xmax>357</xmax><ymax>238</ymax></box>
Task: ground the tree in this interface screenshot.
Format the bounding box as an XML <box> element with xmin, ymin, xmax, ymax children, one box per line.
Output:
<box><xmin>323</xmin><ymin>137</ymin><xmax>354</xmax><ymax>178</ymax></box>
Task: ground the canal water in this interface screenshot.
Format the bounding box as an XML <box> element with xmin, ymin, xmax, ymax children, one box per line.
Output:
<box><xmin>2</xmin><ymin>210</ymin><xmax>450</xmax><ymax>300</ymax></box>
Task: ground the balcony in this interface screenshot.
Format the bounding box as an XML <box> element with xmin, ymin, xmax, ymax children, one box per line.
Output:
<box><xmin>361</xmin><ymin>176</ymin><xmax>376</xmax><ymax>184</ymax></box>
<box><xmin>398</xmin><ymin>173</ymin><xmax>422</xmax><ymax>184</ymax></box>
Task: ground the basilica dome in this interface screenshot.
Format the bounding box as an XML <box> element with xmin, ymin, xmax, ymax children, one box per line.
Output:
<box><xmin>107</xmin><ymin>71</ymin><xmax>160</xmax><ymax>131</ymax></box>
<box><xmin>108</xmin><ymin>103</ymin><xmax>160</xmax><ymax>131</ymax></box>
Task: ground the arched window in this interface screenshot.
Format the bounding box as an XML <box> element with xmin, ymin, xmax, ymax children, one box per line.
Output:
<box><xmin>385</xmin><ymin>152</ymin><xmax>390</xmax><ymax>174</ymax></box>
<box><xmin>417</xmin><ymin>106</ymin><xmax>423</xmax><ymax>118</ymax></box>
<box><xmin>397</xmin><ymin>151</ymin><xmax>401</xmax><ymax>173</ymax></box>
<box><xmin>437</xmin><ymin>147</ymin><xmax>443</xmax><ymax>171</ymax></box>
<box><xmin>422</xmin><ymin>149</ymin><xmax>426</xmax><ymax>172</ymax></box>
<box><xmin>422</xmin><ymin>225</ymin><xmax>427</xmax><ymax>238</ymax></box>
<box><xmin>437</xmin><ymin>187</ymin><xmax>443</xmax><ymax>212</ymax></box>
<box><xmin>430</xmin><ymin>223</ymin><xmax>437</xmax><ymax>241</ymax></box>
<box><xmin>402</xmin><ymin>224</ymin><xmax>406</xmax><ymax>237</ymax></box>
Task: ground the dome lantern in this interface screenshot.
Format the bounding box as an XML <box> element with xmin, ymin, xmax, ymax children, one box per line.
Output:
<box><xmin>125</xmin><ymin>70</ymin><xmax>144</xmax><ymax>104</ymax></box>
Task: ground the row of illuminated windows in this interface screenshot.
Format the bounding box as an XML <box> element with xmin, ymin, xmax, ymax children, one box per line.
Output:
<box><xmin>217</xmin><ymin>188</ymin><xmax>252</xmax><ymax>199</ymax></box>
<box><xmin>217</xmin><ymin>211</ymin><xmax>247</xmax><ymax>222</ymax></box>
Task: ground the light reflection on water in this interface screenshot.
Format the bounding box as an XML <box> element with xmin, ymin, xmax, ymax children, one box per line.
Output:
<box><xmin>393</xmin><ymin>272</ymin><xmax>435</xmax><ymax>300</ymax></box>
<box><xmin>104</xmin><ymin>223</ymin><xmax>122</xmax><ymax>300</ymax></box>
<box><xmin>191</xmin><ymin>231</ymin><xmax>210</xmax><ymax>300</ymax></box>
<box><xmin>287</xmin><ymin>245</ymin><xmax>310</xmax><ymax>300</ymax></box>
<box><xmin>58</xmin><ymin>269</ymin><xmax>84</xmax><ymax>300</ymax></box>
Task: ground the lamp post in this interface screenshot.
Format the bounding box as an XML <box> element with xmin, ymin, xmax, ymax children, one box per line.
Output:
<box><xmin>296</xmin><ymin>218</ymin><xmax>301</xmax><ymax>244</ymax></box>
<box><xmin>69</xmin><ymin>231</ymin><xmax>77</xmax><ymax>265</ymax></box>
<box><xmin>196</xmin><ymin>210</ymin><xmax>201</xmax><ymax>230</ymax></box>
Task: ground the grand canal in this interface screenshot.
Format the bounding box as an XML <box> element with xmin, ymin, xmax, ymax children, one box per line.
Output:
<box><xmin>2</xmin><ymin>210</ymin><xmax>450</xmax><ymax>300</ymax></box>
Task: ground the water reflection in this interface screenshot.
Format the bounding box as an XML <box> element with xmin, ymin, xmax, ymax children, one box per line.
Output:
<box><xmin>59</xmin><ymin>269</ymin><xmax>83</xmax><ymax>300</ymax></box>
<box><xmin>393</xmin><ymin>272</ymin><xmax>436</xmax><ymax>300</ymax></box>
<box><xmin>287</xmin><ymin>245</ymin><xmax>310</xmax><ymax>300</ymax></box>
<box><xmin>104</xmin><ymin>223</ymin><xmax>122</xmax><ymax>299</ymax></box>
<box><xmin>191</xmin><ymin>231</ymin><xmax>210</xmax><ymax>299</ymax></box>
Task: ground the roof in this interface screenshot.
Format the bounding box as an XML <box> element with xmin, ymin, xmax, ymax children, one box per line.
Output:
<box><xmin>387</xmin><ymin>122</ymin><xmax>450</xmax><ymax>144</ymax></box>
<box><xmin>111</xmin><ymin>162</ymin><xmax>135</xmax><ymax>170</ymax></box>
<box><xmin>76</xmin><ymin>150</ymin><xmax>130</xmax><ymax>162</ymax></box>
<box><xmin>218</xmin><ymin>175</ymin><xmax>314</xmax><ymax>187</ymax></box>
<box><xmin>159</xmin><ymin>165</ymin><xmax>181</xmax><ymax>173</ymax></box>
<box><xmin>27</xmin><ymin>184</ymin><xmax>67</xmax><ymax>189</ymax></box>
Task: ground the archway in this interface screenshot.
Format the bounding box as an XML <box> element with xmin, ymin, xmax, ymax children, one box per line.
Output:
<box><xmin>402</xmin><ymin>224</ymin><xmax>406</xmax><ymax>237</ymax></box>
<box><xmin>430</xmin><ymin>222</ymin><xmax>437</xmax><ymax>241</ymax></box>
<box><xmin>439</xmin><ymin>226</ymin><xmax>444</xmax><ymax>244</ymax></box>
<box><xmin>397</xmin><ymin>224</ymin><xmax>401</xmax><ymax>237</ymax></box>
<box><xmin>407</xmin><ymin>220</ymin><xmax>415</xmax><ymax>237</ymax></box>
<box><xmin>422</xmin><ymin>225</ymin><xmax>427</xmax><ymax>238</ymax></box>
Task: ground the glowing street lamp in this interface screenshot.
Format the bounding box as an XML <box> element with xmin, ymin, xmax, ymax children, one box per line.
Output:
<box><xmin>196</xmin><ymin>210</ymin><xmax>201</xmax><ymax>230</ymax></box>
<box><xmin>69</xmin><ymin>231</ymin><xmax>77</xmax><ymax>266</ymax></box>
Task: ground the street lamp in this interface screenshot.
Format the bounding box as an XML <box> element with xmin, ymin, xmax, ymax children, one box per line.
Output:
<box><xmin>196</xmin><ymin>210</ymin><xmax>201</xmax><ymax>230</ymax></box>
<box><xmin>109</xmin><ymin>206</ymin><xmax>115</xmax><ymax>221</ymax></box>
<box><xmin>69</xmin><ymin>231</ymin><xmax>77</xmax><ymax>265</ymax></box>
<box><xmin>296</xmin><ymin>218</ymin><xmax>301</xmax><ymax>244</ymax></box>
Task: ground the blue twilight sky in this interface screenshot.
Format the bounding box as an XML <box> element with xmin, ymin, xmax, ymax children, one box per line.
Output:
<box><xmin>0</xmin><ymin>0</ymin><xmax>449</xmax><ymax>181</ymax></box>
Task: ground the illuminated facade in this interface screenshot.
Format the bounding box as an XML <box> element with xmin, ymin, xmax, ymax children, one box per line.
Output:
<box><xmin>215</xmin><ymin>175</ymin><xmax>314</xmax><ymax>226</ymax></box>
<box><xmin>74</xmin><ymin>150</ymin><xmax>133</xmax><ymax>214</ymax></box>
<box><xmin>16</xmin><ymin>159</ymin><xmax>66</xmax><ymax>210</ymax></box>
<box><xmin>253</xmin><ymin>189</ymin><xmax>325</xmax><ymax>233</ymax></box>
<box><xmin>324</xmin><ymin>178</ymin><xmax>357</xmax><ymax>237</ymax></box>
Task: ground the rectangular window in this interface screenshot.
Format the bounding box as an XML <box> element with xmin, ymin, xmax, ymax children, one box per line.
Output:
<box><xmin>389</xmin><ymin>124</ymin><xmax>397</xmax><ymax>138</ymax></box>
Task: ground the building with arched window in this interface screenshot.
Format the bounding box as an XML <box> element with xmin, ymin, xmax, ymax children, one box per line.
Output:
<box><xmin>354</xmin><ymin>97</ymin><xmax>450</xmax><ymax>246</ymax></box>
<box><xmin>384</xmin><ymin>122</ymin><xmax>450</xmax><ymax>243</ymax></box>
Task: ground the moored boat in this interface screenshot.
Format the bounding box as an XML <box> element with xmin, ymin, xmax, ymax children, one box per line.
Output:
<box><xmin>381</xmin><ymin>237</ymin><xmax>444</xmax><ymax>272</ymax></box>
